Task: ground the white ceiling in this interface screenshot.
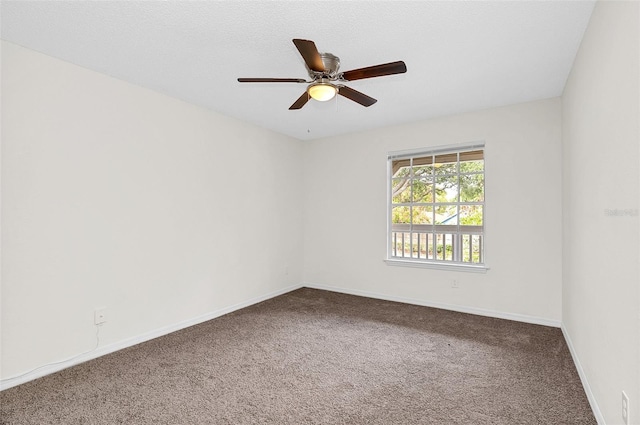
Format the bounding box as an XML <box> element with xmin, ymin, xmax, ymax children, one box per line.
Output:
<box><xmin>1</xmin><ymin>1</ymin><xmax>595</xmax><ymax>141</ymax></box>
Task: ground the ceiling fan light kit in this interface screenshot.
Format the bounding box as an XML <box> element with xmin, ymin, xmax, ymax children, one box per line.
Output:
<box><xmin>237</xmin><ymin>38</ymin><xmax>406</xmax><ymax>110</ymax></box>
<box><xmin>307</xmin><ymin>80</ymin><xmax>337</xmax><ymax>102</ymax></box>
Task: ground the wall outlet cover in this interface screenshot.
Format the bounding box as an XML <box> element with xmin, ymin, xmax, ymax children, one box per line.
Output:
<box><xmin>622</xmin><ymin>390</ymin><xmax>629</xmax><ymax>425</ymax></box>
<box><xmin>94</xmin><ymin>308</ymin><xmax>107</xmax><ymax>325</ymax></box>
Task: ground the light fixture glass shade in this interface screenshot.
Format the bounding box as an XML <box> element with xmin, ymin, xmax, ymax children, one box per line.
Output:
<box><xmin>308</xmin><ymin>83</ymin><xmax>337</xmax><ymax>102</ymax></box>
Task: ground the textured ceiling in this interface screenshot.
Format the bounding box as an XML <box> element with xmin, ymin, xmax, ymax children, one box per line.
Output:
<box><xmin>1</xmin><ymin>1</ymin><xmax>595</xmax><ymax>141</ymax></box>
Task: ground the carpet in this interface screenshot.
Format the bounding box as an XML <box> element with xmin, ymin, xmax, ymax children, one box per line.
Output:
<box><xmin>0</xmin><ymin>288</ymin><xmax>596</xmax><ymax>424</ymax></box>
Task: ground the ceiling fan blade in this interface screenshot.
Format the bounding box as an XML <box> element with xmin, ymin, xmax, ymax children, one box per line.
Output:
<box><xmin>292</xmin><ymin>39</ymin><xmax>325</xmax><ymax>72</ymax></box>
<box><xmin>341</xmin><ymin>61</ymin><xmax>407</xmax><ymax>81</ymax></box>
<box><xmin>338</xmin><ymin>86</ymin><xmax>377</xmax><ymax>107</ymax></box>
<box><xmin>289</xmin><ymin>92</ymin><xmax>310</xmax><ymax>110</ymax></box>
<box><xmin>238</xmin><ymin>78</ymin><xmax>307</xmax><ymax>83</ymax></box>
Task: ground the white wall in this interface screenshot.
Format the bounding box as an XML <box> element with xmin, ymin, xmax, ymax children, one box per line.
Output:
<box><xmin>562</xmin><ymin>1</ymin><xmax>639</xmax><ymax>424</ymax></box>
<box><xmin>1</xmin><ymin>41</ymin><xmax>304</xmax><ymax>383</ymax></box>
<box><xmin>303</xmin><ymin>98</ymin><xmax>563</xmax><ymax>325</ymax></box>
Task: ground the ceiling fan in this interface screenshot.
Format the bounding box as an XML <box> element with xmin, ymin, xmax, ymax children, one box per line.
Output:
<box><xmin>237</xmin><ymin>39</ymin><xmax>407</xmax><ymax>110</ymax></box>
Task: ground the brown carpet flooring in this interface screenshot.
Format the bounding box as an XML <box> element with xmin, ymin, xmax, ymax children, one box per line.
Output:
<box><xmin>0</xmin><ymin>288</ymin><xmax>596</xmax><ymax>424</ymax></box>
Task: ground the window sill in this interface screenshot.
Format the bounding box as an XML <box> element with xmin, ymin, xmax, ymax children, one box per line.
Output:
<box><xmin>384</xmin><ymin>259</ymin><xmax>489</xmax><ymax>273</ymax></box>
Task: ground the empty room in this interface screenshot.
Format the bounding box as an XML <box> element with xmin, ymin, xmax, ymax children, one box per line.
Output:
<box><xmin>1</xmin><ymin>1</ymin><xmax>638</xmax><ymax>424</ymax></box>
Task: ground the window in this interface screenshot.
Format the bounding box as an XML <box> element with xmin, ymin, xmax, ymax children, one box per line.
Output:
<box><xmin>387</xmin><ymin>143</ymin><xmax>485</xmax><ymax>270</ymax></box>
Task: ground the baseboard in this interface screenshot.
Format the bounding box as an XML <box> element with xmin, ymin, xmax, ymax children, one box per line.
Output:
<box><xmin>561</xmin><ymin>325</ymin><xmax>605</xmax><ymax>425</ymax></box>
<box><xmin>303</xmin><ymin>282</ymin><xmax>562</xmax><ymax>328</ymax></box>
<box><xmin>0</xmin><ymin>283</ymin><xmax>303</xmax><ymax>391</ymax></box>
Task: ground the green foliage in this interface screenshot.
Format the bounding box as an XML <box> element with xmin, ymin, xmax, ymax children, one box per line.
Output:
<box><xmin>391</xmin><ymin>159</ymin><xmax>484</xmax><ymax>226</ymax></box>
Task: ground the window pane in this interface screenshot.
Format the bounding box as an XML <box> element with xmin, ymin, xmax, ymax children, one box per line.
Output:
<box><xmin>459</xmin><ymin>205</ymin><xmax>483</xmax><ymax>226</ymax></box>
<box><xmin>435</xmin><ymin>175</ymin><xmax>458</xmax><ymax>202</ymax></box>
<box><xmin>392</xmin><ymin>206</ymin><xmax>411</xmax><ymax>224</ymax></box>
<box><xmin>460</xmin><ymin>174</ymin><xmax>484</xmax><ymax>202</ymax></box>
<box><xmin>392</xmin><ymin>179</ymin><xmax>411</xmax><ymax>204</ymax></box>
<box><xmin>412</xmin><ymin>178</ymin><xmax>433</xmax><ymax>203</ymax></box>
<box><xmin>434</xmin><ymin>233</ymin><xmax>454</xmax><ymax>261</ymax></box>
<box><xmin>413</xmin><ymin>232</ymin><xmax>429</xmax><ymax>259</ymax></box>
<box><xmin>404</xmin><ymin>233</ymin><xmax>412</xmax><ymax>257</ymax></box>
<box><xmin>412</xmin><ymin>164</ymin><xmax>433</xmax><ymax>179</ymax></box>
<box><xmin>411</xmin><ymin>233</ymin><xmax>421</xmax><ymax>259</ymax></box>
<box><xmin>413</xmin><ymin>206</ymin><xmax>434</xmax><ymax>224</ymax></box>
<box><xmin>434</xmin><ymin>154</ymin><xmax>457</xmax><ymax>175</ymax></box>
<box><xmin>426</xmin><ymin>233</ymin><xmax>435</xmax><ymax>259</ymax></box>
<box><xmin>435</xmin><ymin>204</ymin><xmax>458</xmax><ymax>224</ymax></box>
<box><xmin>459</xmin><ymin>150</ymin><xmax>484</xmax><ymax>172</ymax></box>
<box><xmin>412</xmin><ymin>155</ymin><xmax>433</xmax><ymax>165</ymax></box>
<box><xmin>392</xmin><ymin>159</ymin><xmax>411</xmax><ymax>178</ymax></box>
<box><xmin>392</xmin><ymin>231</ymin><xmax>411</xmax><ymax>258</ymax></box>
<box><xmin>391</xmin><ymin>231</ymin><xmax>398</xmax><ymax>256</ymax></box>
<box><xmin>461</xmin><ymin>234</ymin><xmax>482</xmax><ymax>263</ymax></box>
<box><xmin>460</xmin><ymin>161</ymin><xmax>484</xmax><ymax>173</ymax></box>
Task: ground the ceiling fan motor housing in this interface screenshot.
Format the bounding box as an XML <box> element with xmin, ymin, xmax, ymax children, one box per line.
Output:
<box><xmin>309</xmin><ymin>52</ymin><xmax>340</xmax><ymax>79</ymax></box>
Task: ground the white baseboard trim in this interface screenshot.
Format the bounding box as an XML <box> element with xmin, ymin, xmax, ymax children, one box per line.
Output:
<box><xmin>561</xmin><ymin>324</ymin><xmax>605</xmax><ymax>425</ymax></box>
<box><xmin>0</xmin><ymin>283</ymin><xmax>303</xmax><ymax>391</ymax></box>
<box><xmin>303</xmin><ymin>282</ymin><xmax>562</xmax><ymax>328</ymax></box>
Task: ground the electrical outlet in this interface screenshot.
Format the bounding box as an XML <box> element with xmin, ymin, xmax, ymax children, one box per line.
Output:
<box><xmin>94</xmin><ymin>308</ymin><xmax>107</xmax><ymax>325</ymax></box>
<box><xmin>451</xmin><ymin>279</ymin><xmax>459</xmax><ymax>289</ymax></box>
<box><xmin>622</xmin><ymin>391</ymin><xmax>630</xmax><ymax>425</ymax></box>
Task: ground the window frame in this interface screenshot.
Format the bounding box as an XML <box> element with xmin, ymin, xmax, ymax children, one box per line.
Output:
<box><xmin>385</xmin><ymin>142</ymin><xmax>489</xmax><ymax>273</ymax></box>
